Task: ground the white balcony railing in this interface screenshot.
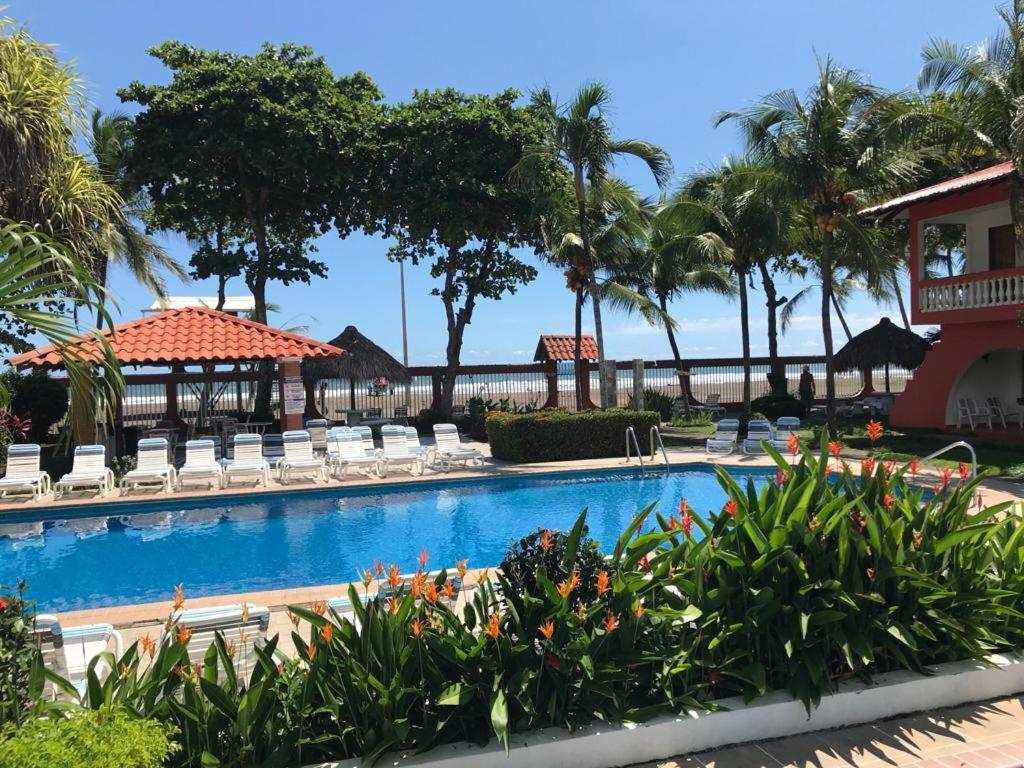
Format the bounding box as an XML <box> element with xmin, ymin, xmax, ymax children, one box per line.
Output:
<box><xmin>919</xmin><ymin>270</ymin><xmax>1024</xmax><ymax>313</ymax></box>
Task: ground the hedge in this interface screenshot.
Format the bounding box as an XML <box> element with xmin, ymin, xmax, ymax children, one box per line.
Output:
<box><xmin>485</xmin><ymin>408</ymin><xmax>660</xmax><ymax>462</ymax></box>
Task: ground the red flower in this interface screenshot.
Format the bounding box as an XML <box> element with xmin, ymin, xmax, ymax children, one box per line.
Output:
<box><xmin>540</xmin><ymin>529</ymin><xmax>554</xmax><ymax>552</ymax></box>
<box><xmin>776</xmin><ymin>469</ymin><xmax>790</xmax><ymax>486</ymax></box>
<box><xmin>883</xmin><ymin>493</ymin><xmax>895</xmax><ymax>510</ymax></box>
<box><xmin>940</xmin><ymin>467</ymin><xmax>954</xmax><ymax>486</ymax></box>
<box><xmin>321</xmin><ymin>623</ymin><xmax>334</xmax><ymax>642</ymax></box>
<box><xmin>678</xmin><ymin>498</ymin><xmax>689</xmax><ymax>516</ymax></box>
<box><xmin>0</xmin><ymin>600</ymin><xmax>8</xmax><ymax>611</ymax></box>
<box><xmin>909</xmin><ymin>459</ymin><xmax>919</xmax><ymax>476</ymax></box>
<box><xmin>417</xmin><ymin>548</ymin><xmax>429</xmax><ymax>569</ymax></box>
<box><xmin>828</xmin><ymin>441</ymin><xmax>843</xmax><ymax>459</ymax></box>
<box><xmin>723</xmin><ymin>499</ymin><xmax>738</xmax><ymax>518</ymax></box>
<box><xmin>680</xmin><ymin>512</ymin><xmax>694</xmax><ymax>537</ymax></box>
<box><xmin>958</xmin><ymin>462</ymin><xmax>970</xmax><ymax>481</ymax></box>
<box><xmin>787</xmin><ymin>434</ymin><xmax>800</xmax><ymax>456</ymax></box>
<box><xmin>862</xmin><ymin>458</ymin><xmax>876</xmax><ymax>478</ymax></box>
<box><xmin>866</xmin><ymin>420</ymin><xmax>883</xmax><ymax>445</ymax></box>
<box><xmin>545</xmin><ymin>654</ymin><xmax>561</xmax><ymax>672</ymax></box>
<box><xmin>825</xmin><ymin>463</ymin><xmax>835</xmax><ymax>478</ymax></box>
<box><xmin>638</xmin><ymin>555</ymin><xmax>651</xmax><ymax>572</ymax></box>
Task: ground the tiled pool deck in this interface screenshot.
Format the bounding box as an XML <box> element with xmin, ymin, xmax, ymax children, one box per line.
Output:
<box><xmin>5</xmin><ymin>440</ymin><xmax>1024</xmax><ymax>766</ymax></box>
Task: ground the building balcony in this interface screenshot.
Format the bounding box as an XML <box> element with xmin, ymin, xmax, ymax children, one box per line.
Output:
<box><xmin>915</xmin><ymin>266</ymin><xmax>1024</xmax><ymax>324</ymax></box>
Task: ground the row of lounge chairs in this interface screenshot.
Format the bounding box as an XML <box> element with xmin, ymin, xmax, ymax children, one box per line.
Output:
<box><xmin>956</xmin><ymin>397</ymin><xmax>1022</xmax><ymax>430</ymax></box>
<box><xmin>0</xmin><ymin>424</ymin><xmax>485</xmax><ymax>501</ymax></box>
<box><xmin>706</xmin><ymin>417</ymin><xmax>801</xmax><ymax>455</ymax></box>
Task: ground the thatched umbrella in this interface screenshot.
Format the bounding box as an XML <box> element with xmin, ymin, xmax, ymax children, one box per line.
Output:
<box><xmin>832</xmin><ymin>317</ymin><xmax>932</xmax><ymax>392</ymax></box>
<box><xmin>302</xmin><ymin>326</ymin><xmax>409</xmax><ymax>409</ymax></box>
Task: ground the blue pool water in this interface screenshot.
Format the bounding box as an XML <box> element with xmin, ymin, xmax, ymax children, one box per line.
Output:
<box><xmin>0</xmin><ymin>466</ymin><xmax>770</xmax><ymax>612</ymax></box>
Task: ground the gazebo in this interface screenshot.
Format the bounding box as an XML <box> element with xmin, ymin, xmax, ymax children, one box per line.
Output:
<box><xmin>833</xmin><ymin>317</ymin><xmax>932</xmax><ymax>393</ymax></box>
<box><xmin>8</xmin><ymin>306</ymin><xmax>345</xmax><ymax>440</ymax></box>
<box><xmin>302</xmin><ymin>325</ymin><xmax>409</xmax><ymax>412</ymax></box>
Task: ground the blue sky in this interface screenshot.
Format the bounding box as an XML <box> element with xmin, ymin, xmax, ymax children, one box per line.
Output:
<box><xmin>15</xmin><ymin>1</ymin><xmax>994</xmax><ymax>364</ymax></box>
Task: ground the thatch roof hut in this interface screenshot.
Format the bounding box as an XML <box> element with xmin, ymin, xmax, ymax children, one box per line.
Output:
<box><xmin>302</xmin><ymin>326</ymin><xmax>409</xmax><ymax>409</ymax></box>
<box><xmin>832</xmin><ymin>317</ymin><xmax>932</xmax><ymax>392</ymax></box>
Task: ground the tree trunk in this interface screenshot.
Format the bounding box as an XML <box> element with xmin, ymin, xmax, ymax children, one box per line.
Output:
<box><xmin>93</xmin><ymin>255</ymin><xmax>110</xmax><ymax>331</ymax></box>
<box><xmin>738</xmin><ymin>268</ymin><xmax>752</xmax><ymax>415</ymax></box>
<box><xmin>830</xmin><ymin>292</ymin><xmax>853</xmax><ymax>341</ymax></box>
<box><xmin>437</xmin><ymin>244</ymin><xmax>492</xmax><ymax>416</ymax></box>
<box><xmin>215</xmin><ymin>223</ymin><xmax>228</xmax><ymax>312</ymax></box>
<box><xmin>660</xmin><ymin>293</ymin><xmax>690</xmax><ymax>418</ymax></box>
<box><xmin>821</xmin><ymin>230</ymin><xmax>838</xmax><ymax>435</ymax></box>
<box><xmin>573</xmin><ymin>165</ymin><xmax>611</xmax><ymax>408</ymax></box>
<box><xmin>758</xmin><ymin>261</ymin><xmax>787</xmax><ymax>396</ymax></box>
<box><xmin>574</xmin><ymin>286</ymin><xmax>584</xmax><ymax>411</ymax></box>
<box><xmin>244</xmin><ymin>188</ymin><xmax>274</xmax><ymax>417</ymax></box>
<box><xmin>891</xmin><ymin>267</ymin><xmax>911</xmax><ymax>330</ymax></box>
<box><xmin>945</xmin><ymin>246</ymin><xmax>954</xmax><ymax>278</ymax></box>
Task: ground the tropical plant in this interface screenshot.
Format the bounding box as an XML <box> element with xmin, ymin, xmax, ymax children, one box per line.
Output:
<box><xmin>0</xmin><ymin>583</ymin><xmax>34</xmax><ymax>725</ymax></box>
<box><xmin>500</xmin><ymin>523</ymin><xmax>608</xmax><ymax>610</ymax></box>
<box><xmin>717</xmin><ymin>58</ymin><xmax>925</xmax><ymax>432</ymax></box>
<box><xmin>515</xmin><ymin>82</ymin><xmax>672</xmax><ymax>408</ymax></box>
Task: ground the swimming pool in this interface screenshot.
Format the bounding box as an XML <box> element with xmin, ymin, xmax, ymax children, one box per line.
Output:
<box><xmin>0</xmin><ymin>465</ymin><xmax>770</xmax><ymax>612</ymax></box>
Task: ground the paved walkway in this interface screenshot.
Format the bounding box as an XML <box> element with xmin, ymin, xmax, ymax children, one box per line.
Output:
<box><xmin>637</xmin><ymin>696</ymin><xmax>1024</xmax><ymax>768</ymax></box>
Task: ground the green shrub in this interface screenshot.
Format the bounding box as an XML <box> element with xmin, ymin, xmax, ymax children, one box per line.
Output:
<box><xmin>750</xmin><ymin>393</ymin><xmax>804</xmax><ymax>419</ymax></box>
<box><xmin>0</xmin><ymin>707</ymin><xmax>178</xmax><ymax>768</ymax></box>
<box><xmin>500</xmin><ymin>521</ymin><xmax>607</xmax><ymax>610</ymax></box>
<box><xmin>669</xmin><ymin>411</ymin><xmax>714</xmax><ymax>428</ymax></box>
<box><xmin>2</xmin><ymin>370</ymin><xmax>68</xmax><ymax>443</ymax></box>
<box><xmin>414</xmin><ymin>407</ymin><xmax>448</xmax><ymax>435</ymax></box>
<box><xmin>486</xmin><ymin>408</ymin><xmax>660</xmax><ymax>462</ymax></box>
<box><xmin>642</xmin><ymin>388</ymin><xmax>674</xmax><ymax>422</ymax></box>
<box><xmin>0</xmin><ymin>585</ymin><xmax>36</xmax><ymax>725</ymax></box>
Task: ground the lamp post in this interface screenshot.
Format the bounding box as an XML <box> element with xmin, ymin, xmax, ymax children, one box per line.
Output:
<box><xmin>400</xmin><ymin>259</ymin><xmax>411</xmax><ymax>409</ymax></box>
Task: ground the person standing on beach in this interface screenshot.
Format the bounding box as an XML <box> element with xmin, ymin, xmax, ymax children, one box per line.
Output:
<box><xmin>799</xmin><ymin>366</ymin><xmax>815</xmax><ymax>414</ymax></box>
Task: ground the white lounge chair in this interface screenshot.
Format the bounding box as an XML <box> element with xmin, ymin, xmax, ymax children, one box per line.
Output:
<box><xmin>351</xmin><ymin>426</ymin><xmax>376</xmax><ymax>456</ymax></box>
<box><xmin>304</xmin><ymin>419</ymin><xmax>330</xmax><ymax>455</ymax></box>
<box><xmin>693</xmin><ymin>393</ymin><xmax>726</xmax><ymax>417</ymax></box>
<box><xmin>34</xmin><ymin>614</ymin><xmax>122</xmax><ymax>698</ymax></box>
<box><xmin>706</xmin><ymin>419</ymin><xmax>740</xmax><ymax>454</ymax></box>
<box><xmin>328</xmin><ymin>431</ymin><xmax>380</xmax><ymax>478</ymax></box>
<box><xmin>378</xmin><ymin>425</ymin><xmax>424</xmax><ymax>477</ymax></box>
<box><xmin>223</xmin><ymin>434</ymin><xmax>271</xmax><ymax>487</ymax></box>
<box><xmin>432</xmin><ymin>423</ymin><xmax>484</xmax><ymax>471</ymax></box>
<box><xmin>0</xmin><ymin>444</ymin><xmax>50</xmax><ymax>500</ymax></box>
<box><xmin>987</xmin><ymin>397</ymin><xmax>1023</xmax><ymax>429</ymax></box>
<box><xmin>55</xmin><ymin>445</ymin><xmax>113</xmax><ymax>498</ymax></box>
<box><xmin>279</xmin><ymin>430</ymin><xmax>327</xmax><ymax>483</ymax></box>
<box><xmin>775</xmin><ymin>416</ymin><xmax>801</xmax><ymax>437</ymax></box>
<box><xmin>956</xmin><ymin>398</ymin><xmax>993</xmax><ymax>430</ymax></box>
<box><xmin>166</xmin><ymin>603</ymin><xmax>270</xmax><ymax>680</ymax></box>
<box><xmin>405</xmin><ymin>426</ymin><xmax>431</xmax><ymax>460</ymax></box>
<box><xmin>121</xmin><ymin>438</ymin><xmax>176</xmax><ymax>495</ymax></box>
<box><xmin>177</xmin><ymin>439</ymin><xmax>224</xmax><ymax>490</ymax></box>
<box><xmin>742</xmin><ymin>419</ymin><xmax>775</xmax><ymax>455</ymax></box>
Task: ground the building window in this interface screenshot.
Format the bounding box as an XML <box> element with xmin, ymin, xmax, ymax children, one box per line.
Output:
<box><xmin>989</xmin><ymin>223</ymin><xmax>1016</xmax><ymax>271</ymax></box>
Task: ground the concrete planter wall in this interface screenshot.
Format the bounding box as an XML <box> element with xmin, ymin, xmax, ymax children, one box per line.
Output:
<box><xmin>309</xmin><ymin>654</ymin><xmax>1024</xmax><ymax>768</ymax></box>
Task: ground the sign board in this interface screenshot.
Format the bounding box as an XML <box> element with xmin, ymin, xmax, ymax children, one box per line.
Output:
<box><xmin>282</xmin><ymin>376</ymin><xmax>305</xmax><ymax>415</ymax></box>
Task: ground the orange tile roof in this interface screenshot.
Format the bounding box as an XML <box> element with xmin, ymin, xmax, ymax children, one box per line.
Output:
<box><xmin>9</xmin><ymin>306</ymin><xmax>345</xmax><ymax>369</ymax></box>
<box><xmin>861</xmin><ymin>162</ymin><xmax>1015</xmax><ymax>218</ymax></box>
<box><xmin>534</xmin><ymin>334</ymin><xmax>598</xmax><ymax>362</ymax></box>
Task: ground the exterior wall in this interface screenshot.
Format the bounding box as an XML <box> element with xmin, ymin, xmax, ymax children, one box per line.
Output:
<box><xmin>890</xmin><ymin>320</ymin><xmax>1024</xmax><ymax>429</ymax></box>
<box><xmin>963</xmin><ymin>203</ymin><xmax>1014</xmax><ymax>273</ymax></box>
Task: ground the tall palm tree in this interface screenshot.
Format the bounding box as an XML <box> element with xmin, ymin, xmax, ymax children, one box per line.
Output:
<box><xmin>89</xmin><ymin>109</ymin><xmax>186</xmax><ymax>325</ymax></box>
<box><xmin>682</xmin><ymin>157</ymin><xmax>792</xmax><ymax>415</ymax></box>
<box><xmin>516</xmin><ymin>82</ymin><xmax>672</xmax><ymax>407</ymax></box>
<box><xmin>717</xmin><ymin>58</ymin><xmax>924</xmax><ymax>431</ymax></box>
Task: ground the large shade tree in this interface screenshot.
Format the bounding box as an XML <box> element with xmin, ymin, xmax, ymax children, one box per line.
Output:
<box><xmin>120</xmin><ymin>41</ymin><xmax>382</xmax><ymax>413</ymax></box>
<box><xmin>717</xmin><ymin>59</ymin><xmax>923</xmax><ymax>432</ymax></box>
<box><xmin>364</xmin><ymin>88</ymin><xmax>560</xmax><ymax>416</ymax></box>
<box><xmin>515</xmin><ymin>83</ymin><xmax>672</xmax><ymax>408</ymax></box>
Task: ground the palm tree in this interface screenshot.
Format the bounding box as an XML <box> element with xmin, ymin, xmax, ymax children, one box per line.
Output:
<box><xmin>717</xmin><ymin>58</ymin><xmax>924</xmax><ymax>431</ymax></box>
<box><xmin>682</xmin><ymin>157</ymin><xmax>792</xmax><ymax>415</ymax></box>
<box><xmin>89</xmin><ymin>109</ymin><xmax>186</xmax><ymax>326</ymax></box>
<box><xmin>516</xmin><ymin>82</ymin><xmax>672</xmax><ymax>407</ymax></box>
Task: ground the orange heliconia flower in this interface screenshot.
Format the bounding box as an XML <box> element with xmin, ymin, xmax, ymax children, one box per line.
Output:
<box><xmin>306</xmin><ymin>644</ymin><xmax>317</xmax><ymax>662</ymax></box>
<box><xmin>723</xmin><ymin>499</ymin><xmax>738</xmax><ymax>518</ymax></box>
<box><xmin>603</xmin><ymin>612</ymin><xmax>620</xmax><ymax>633</ymax></box>
<box><xmin>556</xmin><ymin>571</ymin><xmax>580</xmax><ymax>600</ymax></box>
<box><xmin>862</xmin><ymin>458</ymin><xmax>876</xmax><ymax>478</ymax></box>
<box><xmin>312</xmin><ymin>600</ymin><xmax>328</xmax><ymax>616</ymax></box>
<box><xmin>411</xmin><ymin>572</ymin><xmax>427</xmax><ymax>598</ymax></box>
<box><xmin>456</xmin><ymin>560</ymin><xmax>468</xmax><ymax>579</ymax></box>
<box><xmin>866</xmin><ymin>420</ymin><xmax>883</xmax><ymax>445</ymax></box>
<box><xmin>418</xmin><ymin>548</ymin><xmax>429</xmax><ymax>569</ymax></box>
<box><xmin>883</xmin><ymin>493</ymin><xmax>895</xmax><ymax>510</ymax></box>
<box><xmin>680</xmin><ymin>512</ymin><xmax>694</xmax><ymax>537</ymax></box>
<box><xmin>286</xmin><ymin>610</ymin><xmax>300</xmax><ymax>628</ymax></box>
<box><xmin>909</xmin><ymin>459</ymin><xmax>920</xmax><ymax>475</ymax></box>
<box><xmin>424</xmin><ymin>583</ymin><xmax>439</xmax><ymax>603</ymax></box>
<box><xmin>172</xmin><ymin>583</ymin><xmax>185</xmax><ymax>611</ymax></box>
<box><xmin>787</xmin><ymin>433</ymin><xmax>800</xmax><ymax>456</ymax></box>
<box><xmin>540</xmin><ymin>529</ymin><xmax>555</xmax><ymax>552</ymax></box>
<box><xmin>958</xmin><ymin>462</ymin><xmax>970</xmax><ymax>481</ymax></box>
<box><xmin>140</xmin><ymin>634</ymin><xmax>156</xmax><ymax>659</ymax></box>
<box><xmin>362</xmin><ymin>569</ymin><xmax>373</xmax><ymax>589</ymax></box>
<box><xmin>388</xmin><ymin>564</ymin><xmax>402</xmax><ymax>590</ymax></box>
<box><xmin>177</xmin><ymin>627</ymin><xmax>193</xmax><ymax>645</ymax></box>
<box><xmin>633</xmin><ymin>603</ymin><xmax>645</xmax><ymax>620</ymax></box>
<box><xmin>485</xmin><ymin>612</ymin><xmax>501</xmax><ymax>639</ymax></box>
<box><xmin>940</xmin><ymin>467</ymin><xmax>954</xmax><ymax>486</ymax></box>
<box><xmin>828</xmin><ymin>441</ymin><xmax>843</xmax><ymax>459</ymax></box>
<box><xmin>678</xmin><ymin>498</ymin><xmax>689</xmax><ymax>516</ymax></box>
<box><xmin>321</xmin><ymin>623</ymin><xmax>334</xmax><ymax>642</ymax></box>
<box><xmin>442</xmin><ymin>580</ymin><xmax>456</xmax><ymax>599</ymax></box>
<box><xmin>596</xmin><ymin>570</ymin><xmax>610</xmax><ymax>596</ymax></box>
<box><xmin>388</xmin><ymin>596</ymin><xmax>400</xmax><ymax>615</ymax></box>
<box><xmin>374</xmin><ymin>560</ymin><xmax>385</xmax><ymax>577</ymax></box>
<box><xmin>539</xmin><ymin>620</ymin><xmax>555</xmax><ymax>640</ymax></box>
<box><xmin>411</xmin><ymin>618</ymin><xmax>424</xmax><ymax>638</ymax></box>
<box><xmin>825</xmin><ymin>463</ymin><xmax>835</xmax><ymax>478</ymax></box>
<box><xmin>479</xmin><ymin>567</ymin><xmax>491</xmax><ymax>584</ymax></box>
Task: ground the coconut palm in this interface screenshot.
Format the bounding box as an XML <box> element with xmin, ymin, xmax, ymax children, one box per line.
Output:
<box><xmin>717</xmin><ymin>58</ymin><xmax>924</xmax><ymax>431</ymax></box>
<box><xmin>88</xmin><ymin>109</ymin><xmax>185</xmax><ymax>320</ymax></box>
<box><xmin>516</xmin><ymin>82</ymin><xmax>672</xmax><ymax>407</ymax></box>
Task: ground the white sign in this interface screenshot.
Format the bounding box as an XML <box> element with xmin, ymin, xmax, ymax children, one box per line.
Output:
<box><xmin>282</xmin><ymin>376</ymin><xmax>305</xmax><ymax>415</ymax></box>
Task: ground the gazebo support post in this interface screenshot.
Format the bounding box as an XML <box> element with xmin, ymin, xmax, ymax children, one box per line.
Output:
<box><xmin>854</xmin><ymin>367</ymin><xmax>875</xmax><ymax>400</ymax></box>
<box><xmin>542</xmin><ymin>360</ymin><xmax>560</xmax><ymax>409</ymax></box>
<box><xmin>350</xmin><ymin>378</ymin><xmax>357</xmax><ymax>410</ymax></box>
<box><xmin>163</xmin><ymin>380</ymin><xmax>187</xmax><ymax>432</ymax></box>
<box><xmin>304</xmin><ymin>377</ymin><xmax>323</xmax><ymax>419</ymax></box>
<box><xmin>278</xmin><ymin>356</ymin><xmax>305</xmax><ymax>432</ymax></box>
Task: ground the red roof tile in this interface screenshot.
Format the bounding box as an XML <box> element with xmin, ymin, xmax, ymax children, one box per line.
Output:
<box><xmin>534</xmin><ymin>334</ymin><xmax>598</xmax><ymax>362</ymax></box>
<box><xmin>9</xmin><ymin>306</ymin><xmax>345</xmax><ymax>369</ymax></box>
<box><xmin>861</xmin><ymin>162</ymin><xmax>1015</xmax><ymax>218</ymax></box>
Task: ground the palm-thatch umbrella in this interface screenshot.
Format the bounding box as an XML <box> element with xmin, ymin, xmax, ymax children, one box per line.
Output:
<box><xmin>832</xmin><ymin>317</ymin><xmax>932</xmax><ymax>392</ymax></box>
<box><xmin>302</xmin><ymin>326</ymin><xmax>409</xmax><ymax>409</ymax></box>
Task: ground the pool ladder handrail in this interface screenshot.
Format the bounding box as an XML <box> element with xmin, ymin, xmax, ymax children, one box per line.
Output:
<box><xmin>649</xmin><ymin>425</ymin><xmax>671</xmax><ymax>472</ymax></box>
<box><xmin>625</xmin><ymin>426</ymin><xmax>645</xmax><ymax>476</ymax></box>
<box><xmin>910</xmin><ymin>440</ymin><xmax>977</xmax><ymax>479</ymax></box>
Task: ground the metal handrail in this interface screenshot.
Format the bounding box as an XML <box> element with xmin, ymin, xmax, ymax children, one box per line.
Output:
<box><xmin>650</xmin><ymin>425</ymin><xmax>671</xmax><ymax>471</ymax></box>
<box><xmin>912</xmin><ymin>440</ymin><xmax>978</xmax><ymax>479</ymax></box>
<box><xmin>625</xmin><ymin>426</ymin><xmax>645</xmax><ymax>476</ymax></box>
